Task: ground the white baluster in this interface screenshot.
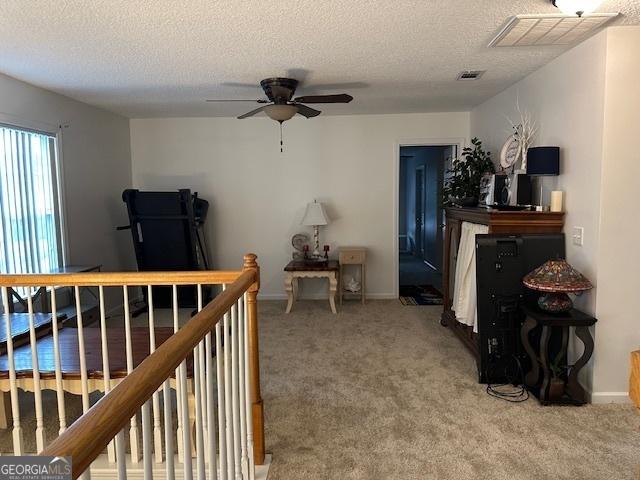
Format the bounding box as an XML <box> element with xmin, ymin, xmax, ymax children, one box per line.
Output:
<box><xmin>180</xmin><ymin>358</ymin><xmax>193</xmax><ymax>480</ymax></box>
<box><xmin>1</xmin><ymin>287</ymin><xmax>23</xmax><ymax>455</ymax></box>
<box><xmin>115</xmin><ymin>429</ymin><xmax>127</xmax><ymax>480</ymax></box>
<box><xmin>193</xmin><ymin>344</ymin><xmax>205</xmax><ymax>480</ymax></box>
<box><xmin>98</xmin><ymin>286</ymin><xmax>115</xmax><ymax>462</ymax></box>
<box><xmin>26</xmin><ymin>287</ymin><xmax>46</xmax><ymax>452</ymax></box>
<box><xmin>123</xmin><ymin>286</ymin><xmax>140</xmax><ymax>463</ymax></box>
<box><xmin>194</xmin><ymin>287</ymin><xmax>206</xmax><ymax>480</ymax></box>
<box><xmin>224</xmin><ymin>302</ymin><xmax>235</xmax><ymax>480</ymax></box>
<box><xmin>174</xmin><ymin>285</ymin><xmax>185</xmax><ymax>464</ymax></box>
<box><xmin>231</xmin><ymin>301</ymin><xmax>241</xmax><ymax>480</ymax></box>
<box><xmin>75</xmin><ymin>285</ymin><xmax>92</xmax><ymax>480</ymax></box>
<box><xmin>217</xmin><ymin>285</ymin><xmax>227</xmax><ymax>480</ymax></box>
<box><xmin>243</xmin><ymin>293</ymin><xmax>255</xmax><ymax>480</ymax></box>
<box><xmin>50</xmin><ymin>286</ymin><xmax>67</xmax><ymax>436</ymax></box>
<box><xmin>205</xmin><ymin>309</ymin><xmax>219</xmax><ymax>479</ymax></box>
<box><xmin>147</xmin><ymin>286</ymin><xmax>164</xmax><ymax>463</ymax></box>
<box><xmin>142</xmin><ymin>399</ymin><xmax>153</xmax><ymax>480</ymax></box>
<box><xmin>163</xmin><ymin>379</ymin><xmax>175</xmax><ymax>480</ymax></box>
<box><xmin>75</xmin><ymin>286</ymin><xmax>90</xmax><ymax>408</ymax></box>
<box><xmin>237</xmin><ymin>296</ymin><xmax>248</xmax><ymax>479</ymax></box>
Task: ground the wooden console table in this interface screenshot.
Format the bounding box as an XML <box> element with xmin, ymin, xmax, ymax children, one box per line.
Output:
<box><xmin>441</xmin><ymin>207</ymin><xmax>564</xmax><ymax>360</ymax></box>
<box><xmin>284</xmin><ymin>260</ymin><xmax>339</xmax><ymax>314</ymax></box>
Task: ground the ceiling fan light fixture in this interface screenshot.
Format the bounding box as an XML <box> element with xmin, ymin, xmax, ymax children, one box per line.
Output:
<box><xmin>551</xmin><ymin>0</ymin><xmax>603</xmax><ymax>16</ymax></box>
<box><xmin>264</xmin><ymin>104</ymin><xmax>298</xmax><ymax>122</ymax></box>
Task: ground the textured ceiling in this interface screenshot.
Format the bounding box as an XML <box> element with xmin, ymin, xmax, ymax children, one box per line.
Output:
<box><xmin>0</xmin><ymin>0</ymin><xmax>638</xmax><ymax>118</ymax></box>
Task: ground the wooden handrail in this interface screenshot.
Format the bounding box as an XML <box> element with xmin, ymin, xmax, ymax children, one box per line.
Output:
<box><xmin>40</xmin><ymin>268</ymin><xmax>257</xmax><ymax>478</ymax></box>
<box><xmin>0</xmin><ymin>270</ymin><xmax>244</xmax><ymax>287</ymax></box>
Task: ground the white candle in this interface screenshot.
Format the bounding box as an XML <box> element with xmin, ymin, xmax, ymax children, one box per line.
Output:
<box><xmin>551</xmin><ymin>191</ymin><xmax>564</xmax><ymax>212</ymax></box>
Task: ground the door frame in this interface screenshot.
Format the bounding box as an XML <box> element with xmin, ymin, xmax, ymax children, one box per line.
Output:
<box><xmin>414</xmin><ymin>164</ymin><xmax>426</xmax><ymax>259</ymax></box>
<box><xmin>393</xmin><ymin>137</ymin><xmax>466</xmax><ymax>298</ymax></box>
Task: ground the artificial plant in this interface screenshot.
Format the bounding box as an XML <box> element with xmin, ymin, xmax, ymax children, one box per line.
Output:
<box><xmin>442</xmin><ymin>137</ymin><xmax>495</xmax><ymax>206</ymax></box>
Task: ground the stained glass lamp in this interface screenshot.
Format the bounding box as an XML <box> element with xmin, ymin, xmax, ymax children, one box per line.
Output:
<box><xmin>523</xmin><ymin>259</ymin><xmax>593</xmax><ymax>312</ymax></box>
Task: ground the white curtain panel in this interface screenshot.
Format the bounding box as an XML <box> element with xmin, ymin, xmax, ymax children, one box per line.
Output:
<box><xmin>0</xmin><ymin>125</ymin><xmax>61</xmax><ymax>276</ymax></box>
<box><xmin>452</xmin><ymin>221</ymin><xmax>488</xmax><ymax>333</ymax></box>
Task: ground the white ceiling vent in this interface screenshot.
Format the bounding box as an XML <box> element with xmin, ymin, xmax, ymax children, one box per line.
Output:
<box><xmin>457</xmin><ymin>70</ymin><xmax>486</xmax><ymax>81</ymax></box>
<box><xmin>489</xmin><ymin>13</ymin><xmax>618</xmax><ymax>47</ymax></box>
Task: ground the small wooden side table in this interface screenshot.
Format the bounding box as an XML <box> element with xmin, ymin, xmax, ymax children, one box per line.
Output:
<box><xmin>521</xmin><ymin>305</ymin><xmax>597</xmax><ymax>405</ymax></box>
<box><xmin>284</xmin><ymin>260</ymin><xmax>339</xmax><ymax>314</ymax></box>
<box><xmin>338</xmin><ymin>247</ymin><xmax>366</xmax><ymax>305</ymax></box>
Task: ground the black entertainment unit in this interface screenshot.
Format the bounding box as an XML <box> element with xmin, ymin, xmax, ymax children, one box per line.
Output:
<box><xmin>475</xmin><ymin>234</ymin><xmax>565</xmax><ymax>384</ymax></box>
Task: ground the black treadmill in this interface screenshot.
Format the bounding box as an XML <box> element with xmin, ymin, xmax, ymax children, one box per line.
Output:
<box><xmin>120</xmin><ymin>189</ymin><xmax>211</xmax><ymax>308</ymax></box>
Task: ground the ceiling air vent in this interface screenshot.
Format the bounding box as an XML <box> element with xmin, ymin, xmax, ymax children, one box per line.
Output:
<box><xmin>457</xmin><ymin>70</ymin><xmax>486</xmax><ymax>81</ymax></box>
<box><xmin>489</xmin><ymin>13</ymin><xmax>618</xmax><ymax>47</ymax></box>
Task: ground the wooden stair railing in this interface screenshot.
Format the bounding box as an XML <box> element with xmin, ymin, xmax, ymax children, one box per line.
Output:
<box><xmin>0</xmin><ymin>253</ymin><xmax>264</xmax><ymax>479</ymax></box>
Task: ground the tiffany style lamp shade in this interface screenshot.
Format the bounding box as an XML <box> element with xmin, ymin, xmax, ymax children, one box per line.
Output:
<box><xmin>523</xmin><ymin>259</ymin><xmax>593</xmax><ymax>313</ymax></box>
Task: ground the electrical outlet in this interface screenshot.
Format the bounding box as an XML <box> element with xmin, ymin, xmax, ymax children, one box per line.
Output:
<box><xmin>572</xmin><ymin>227</ymin><xmax>584</xmax><ymax>246</ymax></box>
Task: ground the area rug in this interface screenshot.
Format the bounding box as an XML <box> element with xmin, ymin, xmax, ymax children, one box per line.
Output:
<box><xmin>399</xmin><ymin>285</ymin><xmax>443</xmax><ymax>305</ymax></box>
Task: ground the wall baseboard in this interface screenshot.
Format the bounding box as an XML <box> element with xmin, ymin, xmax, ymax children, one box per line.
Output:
<box><xmin>257</xmin><ymin>293</ymin><xmax>397</xmax><ymax>301</ymax></box>
<box><xmin>590</xmin><ymin>392</ymin><xmax>631</xmax><ymax>404</ymax></box>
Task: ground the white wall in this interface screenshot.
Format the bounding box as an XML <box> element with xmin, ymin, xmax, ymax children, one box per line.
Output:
<box><xmin>130</xmin><ymin>113</ymin><xmax>470</xmax><ymax>298</ymax></box>
<box><xmin>0</xmin><ymin>72</ymin><xmax>134</xmax><ymax>272</ymax></box>
<box><xmin>592</xmin><ymin>27</ymin><xmax>640</xmax><ymax>398</ymax></box>
<box><xmin>472</xmin><ymin>27</ymin><xmax>640</xmax><ymax>401</ymax></box>
<box><xmin>471</xmin><ymin>31</ymin><xmax>608</xmax><ymax>317</ymax></box>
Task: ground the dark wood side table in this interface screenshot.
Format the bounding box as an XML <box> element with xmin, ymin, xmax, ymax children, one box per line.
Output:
<box><xmin>521</xmin><ymin>305</ymin><xmax>597</xmax><ymax>405</ymax></box>
<box><xmin>284</xmin><ymin>260</ymin><xmax>339</xmax><ymax>314</ymax></box>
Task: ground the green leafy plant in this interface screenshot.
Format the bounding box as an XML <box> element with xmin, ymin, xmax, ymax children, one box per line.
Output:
<box><xmin>442</xmin><ymin>138</ymin><xmax>495</xmax><ymax>206</ymax></box>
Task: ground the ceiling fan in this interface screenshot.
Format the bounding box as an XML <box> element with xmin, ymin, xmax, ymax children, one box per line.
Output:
<box><xmin>206</xmin><ymin>77</ymin><xmax>353</xmax><ymax>121</ymax></box>
<box><xmin>206</xmin><ymin>77</ymin><xmax>354</xmax><ymax>151</ymax></box>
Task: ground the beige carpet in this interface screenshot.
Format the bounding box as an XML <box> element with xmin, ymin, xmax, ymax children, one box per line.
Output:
<box><xmin>1</xmin><ymin>300</ymin><xmax>638</xmax><ymax>479</ymax></box>
<box><xmin>260</xmin><ymin>300</ymin><xmax>640</xmax><ymax>480</ymax></box>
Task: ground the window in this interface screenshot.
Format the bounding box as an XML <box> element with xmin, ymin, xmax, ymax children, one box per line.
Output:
<box><xmin>0</xmin><ymin>124</ymin><xmax>64</xmax><ymax>275</ymax></box>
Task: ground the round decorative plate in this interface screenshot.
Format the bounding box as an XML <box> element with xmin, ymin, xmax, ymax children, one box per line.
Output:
<box><xmin>500</xmin><ymin>134</ymin><xmax>520</xmax><ymax>169</ymax></box>
<box><xmin>291</xmin><ymin>233</ymin><xmax>309</xmax><ymax>252</ymax></box>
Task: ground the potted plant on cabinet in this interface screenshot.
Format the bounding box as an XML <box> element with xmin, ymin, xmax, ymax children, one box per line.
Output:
<box><xmin>442</xmin><ymin>137</ymin><xmax>495</xmax><ymax>207</ymax></box>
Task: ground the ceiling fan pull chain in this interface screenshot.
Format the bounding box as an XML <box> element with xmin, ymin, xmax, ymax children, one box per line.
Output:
<box><xmin>280</xmin><ymin>121</ymin><xmax>284</xmax><ymax>152</ymax></box>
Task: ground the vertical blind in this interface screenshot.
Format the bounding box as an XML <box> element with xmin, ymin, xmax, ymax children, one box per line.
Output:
<box><xmin>0</xmin><ymin>124</ymin><xmax>63</xmax><ymax>275</ymax></box>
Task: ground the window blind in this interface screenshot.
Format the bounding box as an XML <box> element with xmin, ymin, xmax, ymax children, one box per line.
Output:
<box><xmin>0</xmin><ymin>125</ymin><xmax>63</xmax><ymax>275</ymax></box>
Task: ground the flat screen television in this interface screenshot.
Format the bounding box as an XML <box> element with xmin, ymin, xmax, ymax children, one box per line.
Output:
<box><xmin>474</xmin><ymin>233</ymin><xmax>565</xmax><ymax>383</ymax></box>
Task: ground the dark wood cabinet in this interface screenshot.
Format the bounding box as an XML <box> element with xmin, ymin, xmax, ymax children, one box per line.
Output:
<box><xmin>441</xmin><ymin>207</ymin><xmax>565</xmax><ymax>360</ymax></box>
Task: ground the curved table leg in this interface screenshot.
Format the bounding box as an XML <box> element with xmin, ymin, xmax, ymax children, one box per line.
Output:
<box><xmin>285</xmin><ymin>273</ymin><xmax>294</xmax><ymax>314</ymax></box>
<box><xmin>567</xmin><ymin>326</ymin><xmax>594</xmax><ymax>404</ymax></box>
<box><xmin>329</xmin><ymin>273</ymin><xmax>337</xmax><ymax>314</ymax></box>
<box><xmin>521</xmin><ymin>316</ymin><xmax>539</xmax><ymax>387</ymax></box>
<box><xmin>539</xmin><ymin>325</ymin><xmax>552</xmax><ymax>403</ymax></box>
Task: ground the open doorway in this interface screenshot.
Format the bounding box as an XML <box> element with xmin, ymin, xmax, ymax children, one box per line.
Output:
<box><xmin>398</xmin><ymin>145</ymin><xmax>457</xmax><ymax>304</ymax></box>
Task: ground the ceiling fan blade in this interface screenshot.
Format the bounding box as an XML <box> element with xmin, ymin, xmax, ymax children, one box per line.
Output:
<box><xmin>237</xmin><ymin>105</ymin><xmax>268</xmax><ymax>119</ymax></box>
<box><xmin>206</xmin><ymin>99</ymin><xmax>268</xmax><ymax>103</ymax></box>
<box><xmin>293</xmin><ymin>94</ymin><xmax>353</xmax><ymax>104</ymax></box>
<box><xmin>295</xmin><ymin>104</ymin><xmax>322</xmax><ymax>118</ymax></box>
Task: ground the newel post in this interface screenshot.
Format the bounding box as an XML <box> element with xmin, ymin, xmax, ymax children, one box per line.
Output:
<box><xmin>243</xmin><ymin>253</ymin><xmax>265</xmax><ymax>465</ymax></box>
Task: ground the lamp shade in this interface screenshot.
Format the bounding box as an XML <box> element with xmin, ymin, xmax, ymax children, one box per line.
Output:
<box><xmin>301</xmin><ymin>201</ymin><xmax>329</xmax><ymax>226</ymax></box>
<box><xmin>265</xmin><ymin>104</ymin><xmax>298</xmax><ymax>122</ymax></box>
<box><xmin>523</xmin><ymin>259</ymin><xmax>593</xmax><ymax>293</ymax></box>
<box><xmin>527</xmin><ymin>147</ymin><xmax>560</xmax><ymax>176</ymax></box>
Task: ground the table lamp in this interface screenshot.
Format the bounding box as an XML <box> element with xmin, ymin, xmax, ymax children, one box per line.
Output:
<box><xmin>523</xmin><ymin>259</ymin><xmax>593</xmax><ymax>312</ymax></box>
<box><xmin>527</xmin><ymin>147</ymin><xmax>560</xmax><ymax>210</ymax></box>
<box><xmin>301</xmin><ymin>200</ymin><xmax>330</xmax><ymax>258</ymax></box>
